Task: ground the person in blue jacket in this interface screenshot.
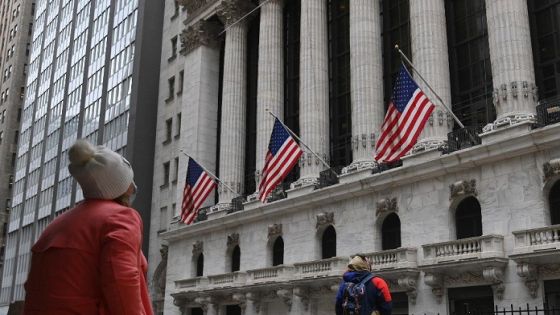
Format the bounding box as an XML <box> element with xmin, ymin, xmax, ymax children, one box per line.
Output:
<box><xmin>335</xmin><ymin>254</ymin><xmax>392</xmax><ymax>315</ymax></box>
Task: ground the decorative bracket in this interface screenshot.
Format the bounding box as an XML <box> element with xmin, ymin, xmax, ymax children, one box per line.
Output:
<box><xmin>398</xmin><ymin>275</ymin><xmax>418</xmax><ymax>304</ymax></box>
<box><xmin>192</xmin><ymin>241</ymin><xmax>203</xmax><ymax>256</ymax></box>
<box><xmin>293</xmin><ymin>287</ymin><xmax>310</xmax><ymax>311</ymax></box>
<box><xmin>424</xmin><ymin>273</ymin><xmax>443</xmax><ymax>303</ymax></box>
<box><xmin>376</xmin><ymin>197</ymin><xmax>398</xmax><ymax>218</ymax></box>
<box><xmin>227</xmin><ymin>233</ymin><xmax>240</xmax><ymax>248</ymax></box>
<box><xmin>517</xmin><ymin>263</ymin><xmax>539</xmax><ymax>298</ymax></box>
<box><xmin>246</xmin><ymin>292</ymin><xmax>261</xmax><ymax>314</ymax></box>
<box><xmin>276</xmin><ymin>288</ymin><xmax>293</xmax><ymax>311</ymax></box>
<box><xmin>449</xmin><ymin>179</ymin><xmax>477</xmax><ymax>201</ymax></box>
<box><xmin>483</xmin><ymin>266</ymin><xmax>505</xmax><ymax>300</ymax></box>
<box><xmin>316</xmin><ymin>212</ymin><xmax>334</xmax><ymax>229</ymax></box>
<box><xmin>543</xmin><ymin>158</ymin><xmax>560</xmax><ymax>183</ymax></box>
<box><xmin>268</xmin><ymin>224</ymin><xmax>282</xmax><ymax>240</ymax></box>
<box><xmin>232</xmin><ymin>292</ymin><xmax>247</xmax><ymax>310</ymax></box>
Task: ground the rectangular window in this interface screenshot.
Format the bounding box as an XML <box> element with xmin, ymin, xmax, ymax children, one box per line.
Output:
<box><xmin>159</xmin><ymin>207</ymin><xmax>168</xmax><ymax>231</ymax></box>
<box><xmin>178</xmin><ymin>70</ymin><xmax>184</xmax><ymax>94</ymax></box>
<box><xmin>162</xmin><ymin>162</ymin><xmax>170</xmax><ymax>187</ymax></box>
<box><xmin>170</xmin><ymin>36</ymin><xmax>178</xmax><ymax>60</ymax></box>
<box><xmin>167</xmin><ymin>77</ymin><xmax>175</xmax><ymax>101</ymax></box>
<box><xmin>175</xmin><ymin>113</ymin><xmax>181</xmax><ymax>138</ymax></box>
<box><xmin>165</xmin><ymin>118</ymin><xmax>172</xmax><ymax>143</ymax></box>
<box><xmin>174</xmin><ymin>157</ymin><xmax>179</xmax><ymax>182</ymax></box>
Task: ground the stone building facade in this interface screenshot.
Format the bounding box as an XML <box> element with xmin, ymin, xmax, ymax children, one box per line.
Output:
<box><xmin>150</xmin><ymin>0</ymin><xmax>560</xmax><ymax>314</ymax></box>
<box><xmin>0</xmin><ymin>0</ymin><xmax>35</xmax><ymax>289</ymax></box>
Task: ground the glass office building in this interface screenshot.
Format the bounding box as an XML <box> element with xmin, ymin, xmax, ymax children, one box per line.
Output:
<box><xmin>0</xmin><ymin>0</ymin><xmax>163</xmax><ymax>305</ymax></box>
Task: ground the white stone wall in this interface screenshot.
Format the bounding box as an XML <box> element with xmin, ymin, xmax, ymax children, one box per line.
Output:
<box><xmin>162</xmin><ymin>131</ymin><xmax>560</xmax><ymax>313</ymax></box>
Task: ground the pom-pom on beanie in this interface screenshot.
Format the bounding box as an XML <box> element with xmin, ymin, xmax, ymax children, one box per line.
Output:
<box><xmin>68</xmin><ymin>140</ymin><xmax>134</xmax><ymax>200</ymax></box>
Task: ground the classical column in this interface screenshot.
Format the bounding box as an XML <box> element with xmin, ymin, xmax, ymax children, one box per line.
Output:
<box><xmin>342</xmin><ymin>0</ymin><xmax>384</xmax><ymax>174</ymax></box>
<box><xmin>177</xmin><ymin>20</ymin><xmax>222</xmax><ymax>215</ymax></box>
<box><xmin>253</xmin><ymin>0</ymin><xmax>284</xmax><ymax>196</ymax></box>
<box><xmin>292</xmin><ymin>0</ymin><xmax>329</xmax><ymax>188</ymax></box>
<box><xmin>484</xmin><ymin>0</ymin><xmax>537</xmax><ymax>133</ymax></box>
<box><xmin>216</xmin><ymin>0</ymin><xmax>255</xmax><ymax>207</ymax></box>
<box><xmin>410</xmin><ymin>0</ymin><xmax>452</xmax><ymax>152</ymax></box>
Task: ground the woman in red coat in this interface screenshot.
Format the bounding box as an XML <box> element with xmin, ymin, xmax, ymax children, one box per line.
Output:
<box><xmin>23</xmin><ymin>140</ymin><xmax>153</xmax><ymax>315</ymax></box>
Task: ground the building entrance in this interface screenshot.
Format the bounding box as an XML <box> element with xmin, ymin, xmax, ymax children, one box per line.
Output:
<box><xmin>449</xmin><ymin>286</ymin><xmax>494</xmax><ymax>315</ymax></box>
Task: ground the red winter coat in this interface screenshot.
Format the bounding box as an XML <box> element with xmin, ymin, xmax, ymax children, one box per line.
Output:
<box><xmin>23</xmin><ymin>199</ymin><xmax>153</xmax><ymax>315</ymax></box>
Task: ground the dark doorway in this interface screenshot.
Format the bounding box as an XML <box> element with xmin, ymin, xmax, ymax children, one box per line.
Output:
<box><xmin>545</xmin><ymin>279</ymin><xmax>560</xmax><ymax>308</ymax></box>
<box><xmin>231</xmin><ymin>245</ymin><xmax>240</xmax><ymax>272</ymax></box>
<box><xmin>322</xmin><ymin>225</ymin><xmax>337</xmax><ymax>259</ymax></box>
<box><xmin>190</xmin><ymin>308</ymin><xmax>203</xmax><ymax>315</ymax></box>
<box><xmin>391</xmin><ymin>292</ymin><xmax>409</xmax><ymax>315</ymax></box>
<box><xmin>449</xmin><ymin>286</ymin><xmax>494</xmax><ymax>315</ymax></box>
<box><xmin>226</xmin><ymin>305</ymin><xmax>242</xmax><ymax>315</ymax></box>
<box><xmin>382</xmin><ymin>213</ymin><xmax>401</xmax><ymax>250</ymax></box>
<box><xmin>550</xmin><ymin>181</ymin><xmax>560</xmax><ymax>225</ymax></box>
<box><xmin>272</xmin><ymin>237</ymin><xmax>284</xmax><ymax>266</ymax></box>
<box><xmin>455</xmin><ymin>196</ymin><xmax>483</xmax><ymax>239</ymax></box>
<box><xmin>196</xmin><ymin>253</ymin><xmax>204</xmax><ymax>277</ymax></box>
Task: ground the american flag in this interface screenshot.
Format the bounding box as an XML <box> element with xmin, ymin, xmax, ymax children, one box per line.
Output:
<box><xmin>375</xmin><ymin>64</ymin><xmax>435</xmax><ymax>163</ymax></box>
<box><xmin>181</xmin><ymin>158</ymin><xmax>217</xmax><ymax>224</ymax></box>
<box><xmin>258</xmin><ymin>118</ymin><xmax>303</xmax><ymax>202</ymax></box>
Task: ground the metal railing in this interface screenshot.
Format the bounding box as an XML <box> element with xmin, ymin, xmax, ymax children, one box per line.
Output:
<box><xmin>536</xmin><ymin>96</ymin><xmax>560</xmax><ymax>127</ymax></box>
<box><xmin>317</xmin><ymin>167</ymin><xmax>341</xmax><ymax>189</ymax></box>
<box><xmin>446</xmin><ymin>126</ymin><xmax>482</xmax><ymax>154</ymax></box>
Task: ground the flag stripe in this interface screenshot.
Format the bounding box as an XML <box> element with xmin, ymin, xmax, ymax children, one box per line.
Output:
<box><xmin>181</xmin><ymin>158</ymin><xmax>217</xmax><ymax>225</ymax></box>
<box><xmin>258</xmin><ymin>118</ymin><xmax>303</xmax><ymax>202</ymax></box>
<box><xmin>375</xmin><ymin>65</ymin><xmax>436</xmax><ymax>163</ymax></box>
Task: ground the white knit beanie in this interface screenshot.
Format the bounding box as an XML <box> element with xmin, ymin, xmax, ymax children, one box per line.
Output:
<box><xmin>68</xmin><ymin>140</ymin><xmax>134</xmax><ymax>200</ymax></box>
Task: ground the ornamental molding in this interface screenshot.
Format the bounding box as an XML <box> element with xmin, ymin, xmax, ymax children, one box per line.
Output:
<box><xmin>342</xmin><ymin>160</ymin><xmax>377</xmax><ymax>174</ymax></box>
<box><xmin>192</xmin><ymin>241</ymin><xmax>203</xmax><ymax>256</ymax></box>
<box><xmin>227</xmin><ymin>233</ymin><xmax>240</xmax><ymax>247</ymax></box>
<box><xmin>216</xmin><ymin>0</ymin><xmax>256</xmax><ymax>26</ymax></box>
<box><xmin>232</xmin><ymin>293</ymin><xmax>247</xmax><ymax>309</ymax></box>
<box><xmin>449</xmin><ymin>179</ymin><xmax>477</xmax><ymax>201</ymax></box>
<box><xmin>293</xmin><ymin>287</ymin><xmax>310</xmax><ymax>311</ymax></box>
<box><xmin>424</xmin><ymin>273</ymin><xmax>443</xmax><ymax>304</ymax></box>
<box><xmin>543</xmin><ymin>158</ymin><xmax>560</xmax><ymax>183</ymax></box>
<box><xmin>492</xmin><ymin>81</ymin><xmax>538</xmax><ymax>107</ymax></box>
<box><xmin>412</xmin><ymin>138</ymin><xmax>447</xmax><ymax>154</ymax></box>
<box><xmin>268</xmin><ymin>224</ymin><xmax>282</xmax><ymax>240</ymax></box>
<box><xmin>376</xmin><ymin>197</ymin><xmax>397</xmax><ymax>217</ymax></box>
<box><xmin>178</xmin><ymin>0</ymin><xmax>213</xmax><ymax>12</ymax></box>
<box><xmin>540</xmin><ymin>263</ymin><xmax>560</xmax><ymax>277</ymax></box>
<box><xmin>445</xmin><ymin>271</ymin><xmax>483</xmax><ymax>284</ymax></box>
<box><xmin>276</xmin><ymin>288</ymin><xmax>293</xmax><ymax>311</ymax></box>
<box><xmin>482</xmin><ymin>113</ymin><xmax>537</xmax><ymax>133</ymax></box>
<box><xmin>316</xmin><ymin>212</ymin><xmax>335</xmax><ymax>229</ymax></box>
<box><xmin>181</xmin><ymin>19</ymin><xmax>222</xmax><ymax>55</ymax></box>
<box><xmin>245</xmin><ymin>292</ymin><xmax>261</xmax><ymax>313</ymax></box>
<box><xmin>517</xmin><ymin>263</ymin><xmax>539</xmax><ymax>298</ymax></box>
<box><xmin>483</xmin><ymin>266</ymin><xmax>505</xmax><ymax>300</ymax></box>
<box><xmin>397</xmin><ymin>275</ymin><xmax>418</xmax><ymax>304</ymax></box>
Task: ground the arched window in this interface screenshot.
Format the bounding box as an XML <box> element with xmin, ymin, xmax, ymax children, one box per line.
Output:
<box><xmin>550</xmin><ymin>181</ymin><xmax>560</xmax><ymax>225</ymax></box>
<box><xmin>322</xmin><ymin>226</ymin><xmax>337</xmax><ymax>259</ymax></box>
<box><xmin>272</xmin><ymin>237</ymin><xmax>284</xmax><ymax>266</ymax></box>
<box><xmin>382</xmin><ymin>213</ymin><xmax>401</xmax><ymax>250</ymax></box>
<box><xmin>455</xmin><ymin>196</ymin><xmax>483</xmax><ymax>239</ymax></box>
<box><xmin>231</xmin><ymin>245</ymin><xmax>240</xmax><ymax>272</ymax></box>
<box><xmin>196</xmin><ymin>253</ymin><xmax>204</xmax><ymax>277</ymax></box>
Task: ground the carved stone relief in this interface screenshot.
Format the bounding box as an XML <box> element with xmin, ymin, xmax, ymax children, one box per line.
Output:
<box><xmin>268</xmin><ymin>224</ymin><xmax>282</xmax><ymax>240</ymax></box>
<box><xmin>192</xmin><ymin>241</ymin><xmax>203</xmax><ymax>256</ymax></box>
<box><xmin>316</xmin><ymin>212</ymin><xmax>335</xmax><ymax>229</ymax></box>
<box><xmin>376</xmin><ymin>197</ymin><xmax>398</xmax><ymax>217</ymax></box>
<box><xmin>227</xmin><ymin>233</ymin><xmax>240</xmax><ymax>247</ymax></box>
<box><xmin>180</xmin><ymin>19</ymin><xmax>222</xmax><ymax>55</ymax></box>
<box><xmin>449</xmin><ymin>179</ymin><xmax>477</xmax><ymax>201</ymax></box>
<box><xmin>543</xmin><ymin>158</ymin><xmax>560</xmax><ymax>183</ymax></box>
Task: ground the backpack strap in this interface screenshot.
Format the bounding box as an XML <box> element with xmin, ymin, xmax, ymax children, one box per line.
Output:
<box><xmin>359</xmin><ymin>273</ymin><xmax>375</xmax><ymax>287</ymax></box>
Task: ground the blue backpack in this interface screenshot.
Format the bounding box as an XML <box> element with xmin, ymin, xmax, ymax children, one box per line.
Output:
<box><xmin>342</xmin><ymin>273</ymin><xmax>375</xmax><ymax>315</ymax></box>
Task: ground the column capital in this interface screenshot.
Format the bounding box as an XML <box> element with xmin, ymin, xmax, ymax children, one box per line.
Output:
<box><xmin>180</xmin><ymin>20</ymin><xmax>222</xmax><ymax>55</ymax></box>
<box><xmin>217</xmin><ymin>0</ymin><xmax>256</xmax><ymax>27</ymax></box>
<box><xmin>178</xmin><ymin>0</ymin><xmax>213</xmax><ymax>12</ymax></box>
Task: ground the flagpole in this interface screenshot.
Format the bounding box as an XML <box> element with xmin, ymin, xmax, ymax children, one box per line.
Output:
<box><xmin>179</xmin><ymin>150</ymin><xmax>241</xmax><ymax>197</ymax></box>
<box><xmin>265</xmin><ymin>110</ymin><xmax>338</xmax><ymax>176</ymax></box>
<box><xmin>394</xmin><ymin>45</ymin><xmax>465</xmax><ymax>129</ymax></box>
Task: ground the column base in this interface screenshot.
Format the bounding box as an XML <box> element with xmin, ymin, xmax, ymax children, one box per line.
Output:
<box><xmin>339</xmin><ymin>162</ymin><xmax>376</xmax><ymax>184</ymax></box>
<box><xmin>401</xmin><ymin>147</ymin><xmax>443</xmax><ymax>166</ymax></box>
<box><xmin>481</xmin><ymin>117</ymin><xmax>535</xmax><ymax>144</ymax></box>
<box><xmin>208</xmin><ymin>203</ymin><xmax>231</xmax><ymax>219</ymax></box>
<box><xmin>287</xmin><ymin>178</ymin><xmax>318</xmax><ymax>198</ymax></box>
<box><xmin>411</xmin><ymin>138</ymin><xmax>447</xmax><ymax>154</ymax></box>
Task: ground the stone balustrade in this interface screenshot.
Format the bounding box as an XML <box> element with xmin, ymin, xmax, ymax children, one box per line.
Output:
<box><xmin>247</xmin><ymin>265</ymin><xmax>295</xmax><ymax>282</ymax></box>
<box><xmin>175</xmin><ymin>277</ymin><xmax>208</xmax><ymax>289</ymax></box>
<box><xmin>294</xmin><ymin>257</ymin><xmax>348</xmax><ymax>278</ymax></box>
<box><xmin>365</xmin><ymin>248</ymin><xmax>418</xmax><ymax>271</ymax></box>
<box><xmin>422</xmin><ymin>235</ymin><xmax>504</xmax><ymax>265</ymax></box>
<box><xmin>512</xmin><ymin>225</ymin><xmax>560</xmax><ymax>255</ymax></box>
<box><xmin>207</xmin><ymin>271</ymin><xmax>246</xmax><ymax>287</ymax></box>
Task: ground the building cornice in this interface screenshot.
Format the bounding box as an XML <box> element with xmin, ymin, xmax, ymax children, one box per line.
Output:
<box><xmin>162</xmin><ymin>124</ymin><xmax>560</xmax><ymax>242</ymax></box>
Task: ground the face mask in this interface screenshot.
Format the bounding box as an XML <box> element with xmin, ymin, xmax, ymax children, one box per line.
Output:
<box><xmin>130</xmin><ymin>183</ymin><xmax>138</xmax><ymax>205</ymax></box>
